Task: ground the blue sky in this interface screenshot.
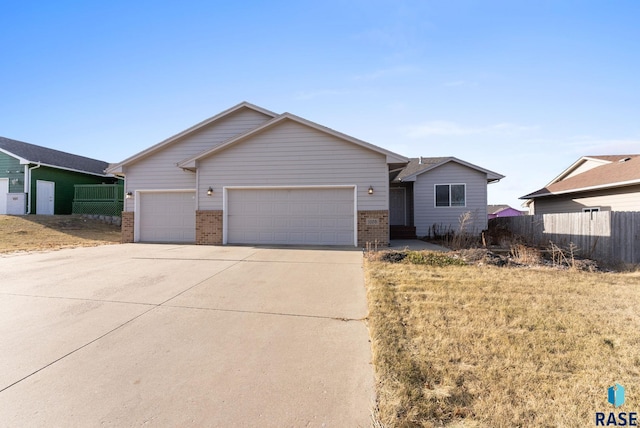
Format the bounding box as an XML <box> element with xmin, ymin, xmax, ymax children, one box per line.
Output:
<box><xmin>1</xmin><ymin>0</ymin><xmax>638</xmax><ymax>208</ymax></box>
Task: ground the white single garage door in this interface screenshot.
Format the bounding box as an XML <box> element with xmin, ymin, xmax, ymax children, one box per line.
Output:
<box><xmin>139</xmin><ymin>191</ymin><xmax>196</xmax><ymax>243</ymax></box>
<box><xmin>227</xmin><ymin>188</ymin><xmax>355</xmax><ymax>246</ymax></box>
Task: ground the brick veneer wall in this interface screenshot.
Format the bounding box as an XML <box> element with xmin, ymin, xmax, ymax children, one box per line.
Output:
<box><xmin>121</xmin><ymin>211</ymin><xmax>134</xmax><ymax>243</ymax></box>
<box><xmin>196</xmin><ymin>210</ymin><xmax>223</xmax><ymax>245</ymax></box>
<box><xmin>357</xmin><ymin>210</ymin><xmax>389</xmax><ymax>248</ymax></box>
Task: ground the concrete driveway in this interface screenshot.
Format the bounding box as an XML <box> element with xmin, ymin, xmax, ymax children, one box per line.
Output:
<box><xmin>0</xmin><ymin>244</ymin><xmax>374</xmax><ymax>427</ymax></box>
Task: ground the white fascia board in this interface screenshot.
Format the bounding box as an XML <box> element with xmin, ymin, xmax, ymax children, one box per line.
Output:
<box><xmin>34</xmin><ymin>163</ymin><xmax>110</xmax><ymax>177</ymax></box>
<box><xmin>107</xmin><ymin>102</ymin><xmax>278</xmax><ymax>174</ymax></box>
<box><xmin>401</xmin><ymin>157</ymin><xmax>505</xmax><ymax>182</ymax></box>
<box><xmin>526</xmin><ymin>179</ymin><xmax>640</xmax><ymax>198</ymax></box>
<box><xmin>178</xmin><ymin>113</ymin><xmax>408</xmax><ymax>168</ymax></box>
<box><xmin>0</xmin><ymin>147</ymin><xmax>112</xmax><ymax>177</ymax></box>
<box><xmin>280</xmin><ymin>113</ymin><xmax>408</xmax><ymax>163</ymax></box>
<box><xmin>0</xmin><ymin>148</ymin><xmax>29</xmax><ymax>164</ymax></box>
<box><xmin>548</xmin><ymin>156</ymin><xmax>613</xmax><ymax>186</ymax></box>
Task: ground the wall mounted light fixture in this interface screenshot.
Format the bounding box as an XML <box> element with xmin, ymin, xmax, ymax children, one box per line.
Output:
<box><xmin>368</xmin><ymin>186</ymin><xmax>374</xmax><ymax>195</ymax></box>
<box><xmin>125</xmin><ymin>191</ymin><xmax>133</xmax><ymax>199</ymax></box>
<box><xmin>207</xmin><ymin>187</ymin><xmax>213</xmax><ymax>196</ymax></box>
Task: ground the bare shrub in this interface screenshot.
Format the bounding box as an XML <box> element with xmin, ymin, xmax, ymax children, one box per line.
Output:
<box><xmin>548</xmin><ymin>241</ymin><xmax>581</xmax><ymax>269</ymax></box>
<box><xmin>446</xmin><ymin>211</ymin><xmax>480</xmax><ymax>250</ymax></box>
<box><xmin>509</xmin><ymin>243</ymin><xmax>541</xmax><ymax>265</ymax></box>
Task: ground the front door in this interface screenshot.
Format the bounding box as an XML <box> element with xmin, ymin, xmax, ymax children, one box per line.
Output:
<box><xmin>389</xmin><ymin>187</ymin><xmax>406</xmax><ymax>226</ymax></box>
<box><xmin>36</xmin><ymin>180</ymin><xmax>55</xmax><ymax>215</ymax></box>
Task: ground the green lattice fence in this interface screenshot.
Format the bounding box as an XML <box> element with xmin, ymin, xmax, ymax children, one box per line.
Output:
<box><xmin>72</xmin><ymin>184</ymin><xmax>124</xmax><ymax>216</ymax></box>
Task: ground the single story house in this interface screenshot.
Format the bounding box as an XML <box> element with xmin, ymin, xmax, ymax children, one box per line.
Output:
<box><xmin>0</xmin><ymin>137</ymin><xmax>118</xmax><ymax>215</ymax></box>
<box><xmin>391</xmin><ymin>157</ymin><xmax>503</xmax><ymax>239</ymax></box>
<box><xmin>487</xmin><ymin>204</ymin><xmax>526</xmax><ymax>219</ymax></box>
<box><xmin>521</xmin><ymin>154</ymin><xmax>640</xmax><ymax>214</ymax></box>
<box><xmin>107</xmin><ymin>102</ymin><xmax>503</xmax><ymax>247</ymax></box>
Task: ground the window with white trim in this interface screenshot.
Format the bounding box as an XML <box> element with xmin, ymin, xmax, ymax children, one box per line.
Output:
<box><xmin>435</xmin><ymin>184</ymin><xmax>466</xmax><ymax>207</ymax></box>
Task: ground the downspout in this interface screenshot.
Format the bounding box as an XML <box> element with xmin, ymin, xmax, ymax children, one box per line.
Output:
<box><xmin>26</xmin><ymin>163</ymin><xmax>41</xmax><ymax>214</ymax></box>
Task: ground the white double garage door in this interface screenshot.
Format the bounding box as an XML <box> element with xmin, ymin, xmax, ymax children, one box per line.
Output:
<box><xmin>138</xmin><ymin>187</ymin><xmax>356</xmax><ymax>246</ymax></box>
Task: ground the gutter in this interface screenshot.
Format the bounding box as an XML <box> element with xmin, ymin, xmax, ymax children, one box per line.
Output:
<box><xmin>25</xmin><ymin>163</ymin><xmax>41</xmax><ymax>214</ymax></box>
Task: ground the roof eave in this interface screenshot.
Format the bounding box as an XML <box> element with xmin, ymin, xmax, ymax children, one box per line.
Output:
<box><xmin>109</xmin><ymin>102</ymin><xmax>278</xmax><ymax>171</ymax></box>
<box><xmin>400</xmin><ymin>158</ymin><xmax>505</xmax><ymax>183</ymax></box>
<box><xmin>547</xmin><ymin>156</ymin><xmax>614</xmax><ymax>186</ymax></box>
<box><xmin>178</xmin><ymin>113</ymin><xmax>408</xmax><ymax>167</ymax></box>
<box><xmin>521</xmin><ymin>178</ymin><xmax>640</xmax><ymax>199</ymax></box>
<box><xmin>31</xmin><ymin>162</ymin><xmax>111</xmax><ymax>177</ymax></box>
<box><xmin>0</xmin><ymin>147</ymin><xmax>30</xmax><ymax>164</ymax></box>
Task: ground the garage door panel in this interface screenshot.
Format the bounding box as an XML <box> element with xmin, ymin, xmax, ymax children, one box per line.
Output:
<box><xmin>228</xmin><ymin>188</ymin><xmax>354</xmax><ymax>246</ymax></box>
<box><xmin>139</xmin><ymin>192</ymin><xmax>195</xmax><ymax>243</ymax></box>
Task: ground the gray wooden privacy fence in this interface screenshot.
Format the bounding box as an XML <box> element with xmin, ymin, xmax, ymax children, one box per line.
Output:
<box><xmin>490</xmin><ymin>211</ymin><xmax>640</xmax><ymax>265</ymax></box>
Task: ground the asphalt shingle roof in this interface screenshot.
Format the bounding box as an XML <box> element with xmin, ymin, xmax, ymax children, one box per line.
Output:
<box><xmin>394</xmin><ymin>157</ymin><xmax>450</xmax><ymax>182</ymax></box>
<box><xmin>522</xmin><ymin>154</ymin><xmax>640</xmax><ymax>199</ymax></box>
<box><xmin>0</xmin><ymin>137</ymin><xmax>109</xmax><ymax>176</ymax></box>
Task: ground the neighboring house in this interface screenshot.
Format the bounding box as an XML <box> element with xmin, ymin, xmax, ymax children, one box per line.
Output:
<box><xmin>107</xmin><ymin>102</ymin><xmax>503</xmax><ymax>246</ymax></box>
<box><xmin>391</xmin><ymin>157</ymin><xmax>504</xmax><ymax>238</ymax></box>
<box><xmin>487</xmin><ymin>204</ymin><xmax>526</xmax><ymax>219</ymax></box>
<box><xmin>0</xmin><ymin>137</ymin><xmax>118</xmax><ymax>215</ymax></box>
<box><xmin>521</xmin><ymin>155</ymin><xmax>640</xmax><ymax>214</ymax></box>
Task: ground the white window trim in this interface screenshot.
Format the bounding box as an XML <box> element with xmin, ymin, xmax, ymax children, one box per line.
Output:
<box><xmin>434</xmin><ymin>183</ymin><xmax>466</xmax><ymax>208</ymax></box>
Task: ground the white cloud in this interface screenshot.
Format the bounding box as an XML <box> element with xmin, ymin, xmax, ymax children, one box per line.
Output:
<box><xmin>406</xmin><ymin>121</ymin><xmax>538</xmax><ymax>138</ymax></box>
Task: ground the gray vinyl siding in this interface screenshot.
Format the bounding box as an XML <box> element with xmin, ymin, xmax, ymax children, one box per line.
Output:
<box><xmin>413</xmin><ymin>162</ymin><xmax>488</xmax><ymax>236</ymax></box>
<box><xmin>532</xmin><ymin>185</ymin><xmax>640</xmax><ymax>214</ymax></box>
<box><xmin>123</xmin><ymin>108</ymin><xmax>272</xmax><ymax>211</ymax></box>
<box><xmin>197</xmin><ymin>120</ymin><xmax>388</xmax><ymax>211</ymax></box>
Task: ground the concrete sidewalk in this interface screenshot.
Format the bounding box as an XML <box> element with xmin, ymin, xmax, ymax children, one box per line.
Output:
<box><xmin>0</xmin><ymin>244</ymin><xmax>374</xmax><ymax>427</ymax></box>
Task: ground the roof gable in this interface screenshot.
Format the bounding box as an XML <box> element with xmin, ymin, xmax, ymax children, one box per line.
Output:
<box><xmin>488</xmin><ymin>204</ymin><xmax>510</xmax><ymax>214</ymax></box>
<box><xmin>178</xmin><ymin>112</ymin><xmax>407</xmax><ymax>168</ymax></box>
<box><xmin>521</xmin><ymin>154</ymin><xmax>640</xmax><ymax>199</ymax></box>
<box><xmin>0</xmin><ymin>136</ymin><xmax>110</xmax><ymax>176</ymax></box>
<box><xmin>106</xmin><ymin>102</ymin><xmax>277</xmax><ymax>174</ymax></box>
<box><xmin>395</xmin><ymin>157</ymin><xmax>504</xmax><ymax>183</ymax></box>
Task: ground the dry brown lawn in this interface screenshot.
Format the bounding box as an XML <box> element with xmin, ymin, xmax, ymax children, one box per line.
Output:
<box><xmin>365</xmin><ymin>252</ymin><xmax>640</xmax><ymax>427</ymax></box>
<box><xmin>0</xmin><ymin>215</ymin><xmax>121</xmax><ymax>254</ymax></box>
